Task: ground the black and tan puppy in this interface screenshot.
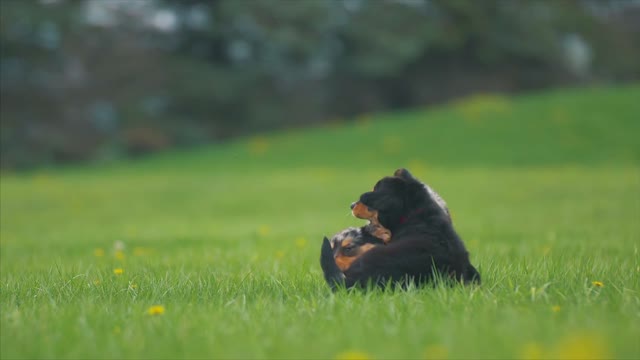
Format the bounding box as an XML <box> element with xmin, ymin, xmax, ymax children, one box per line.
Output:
<box><xmin>327</xmin><ymin>227</ymin><xmax>385</xmax><ymax>272</ymax></box>
<box><xmin>322</xmin><ymin>211</ymin><xmax>391</xmax><ymax>287</ymax></box>
<box><xmin>321</xmin><ymin>168</ymin><xmax>480</xmax><ymax>290</ymax></box>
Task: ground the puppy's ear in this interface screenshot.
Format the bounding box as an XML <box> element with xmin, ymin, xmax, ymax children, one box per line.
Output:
<box><xmin>323</xmin><ymin>236</ymin><xmax>333</xmax><ymax>249</ymax></box>
<box><xmin>394</xmin><ymin>168</ymin><xmax>415</xmax><ymax>180</ymax></box>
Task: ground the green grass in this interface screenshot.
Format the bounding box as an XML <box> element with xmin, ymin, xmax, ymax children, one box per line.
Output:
<box><xmin>1</xmin><ymin>85</ymin><xmax>639</xmax><ymax>359</ymax></box>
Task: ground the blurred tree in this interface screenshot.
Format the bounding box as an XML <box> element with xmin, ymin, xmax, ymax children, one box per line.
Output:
<box><xmin>1</xmin><ymin>0</ymin><xmax>638</xmax><ymax>169</ymax></box>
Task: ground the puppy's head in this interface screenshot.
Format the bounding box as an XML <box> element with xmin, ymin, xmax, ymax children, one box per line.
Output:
<box><xmin>329</xmin><ymin>227</ymin><xmax>383</xmax><ymax>271</ymax></box>
<box><xmin>351</xmin><ymin>202</ymin><xmax>391</xmax><ymax>243</ymax></box>
<box><xmin>351</xmin><ymin>168</ymin><xmax>430</xmax><ymax>231</ymax></box>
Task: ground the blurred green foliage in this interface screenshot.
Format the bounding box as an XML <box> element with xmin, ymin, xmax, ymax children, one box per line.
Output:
<box><xmin>1</xmin><ymin>0</ymin><xmax>639</xmax><ymax>169</ymax></box>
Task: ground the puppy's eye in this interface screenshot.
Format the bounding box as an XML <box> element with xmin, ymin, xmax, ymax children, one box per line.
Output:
<box><xmin>342</xmin><ymin>245</ymin><xmax>356</xmax><ymax>254</ymax></box>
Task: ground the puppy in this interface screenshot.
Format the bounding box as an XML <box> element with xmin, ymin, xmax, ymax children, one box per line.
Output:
<box><xmin>349</xmin><ymin>180</ymin><xmax>451</xmax><ymax>243</ymax></box>
<box><xmin>321</xmin><ymin>168</ymin><xmax>480</xmax><ymax>290</ymax></box>
<box><xmin>327</xmin><ymin>227</ymin><xmax>385</xmax><ymax>272</ymax></box>
<box><xmin>324</xmin><ymin>178</ymin><xmax>452</xmax><ymax>282</ymax></box>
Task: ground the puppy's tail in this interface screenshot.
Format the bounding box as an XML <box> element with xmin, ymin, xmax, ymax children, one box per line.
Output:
<box><xmin>320</xmin><ymin>236</ymin><xmax>345</xmax><ymax>291</ymax></box>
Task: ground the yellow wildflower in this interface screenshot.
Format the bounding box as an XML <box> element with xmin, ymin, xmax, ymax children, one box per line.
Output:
<box><xmin>424</xmin><ymin>344</ymin><xmax>449</xmax><ymax>359</ymax></box>
<box><xmin>335</xmin><ymin>350</ymin><xmax>371</xmax><ymax>360</ymax></box>
<box><xmin>147</xmin><ymin>305</ymin><xmax>165</xmax><ymax>316</ymax></box>
<box><xmin>552</xmin><ymin>108</ymin><xmax>570</xmax><ymax>125</ymax></box>
<box><xmin>33</xmin><ymin>173</ymin><xmax>51</xmax><ymax>186</ymax></box>
<box><xmin>551</xmin><ymin>305</ymin><xmax>561</xmax><ymax>313</ymax></box>
<box><xmin>257</xmin><ymin>225</ymin><xmax>271</xmax><ymax>237</ymax></box>
<box><xmin>113</xmin><ymin>268</ymin><xmax>124</xmax><ymax>275</ymax></box>
<box><xmin>94</xmin><ymin>248</ymin><xmax>105</xmax><ymax>257</ymax></box>
<box><xmin>407</xmin><ymin>159</ymin><xmax>428</xmax><ymax>174</ymax></box>
<box><xmin>295</xmin><ymin>237</ymin><xmax>308</xmax><ymax>249</ymax></box>
<box><xmin>382</xmin><ymin>136</ymin><xmax>402</xmax><ymax>154</ymax></box>
<box><xmin>248</xmin><ymin>136</ymin><xmax>269</xmax><ymax>156</ymax></box>
<box><xmin>327</xmin><ymin>118</ymin><xmax>345</xmax><ymax>129</ymax></box>
<box><xmin>519</xmin><ymin>342</ymin><xmax>543</xmax><ymax>360</ymax></box>
<box><xmin>592</xmin><ymin>281</ymin><xmax>604</xmax><ymax>288</ymax></box>
<box><xmin>115</xmin><ymin>250</ymin><xmax>125</xmax><ymax>260</ymax></box>
<box><xmin>552</xmin><ymin>332</ymin><xmax>610</xmax><ymax>359</ymax></box>
<box><xmin>133</xmin><ymin>247</ymin><xmax>151</xmax><ymax>256</ymax></box>
<box><xmin>454</xmin><ymin>93</ymin><xmax>510</xmax><ymax>123</ymax></box>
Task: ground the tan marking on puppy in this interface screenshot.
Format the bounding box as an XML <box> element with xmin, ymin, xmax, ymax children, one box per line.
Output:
<box><xmin>352</xmin><ymin>202</ymin><xmax>392</xmax><ymax>244</ymax></box>
<box><xmin>334</xmin><ymin>243</ymin><xmax>376</xmax><ymax>271</ymax></box>
<box><xmin>352</xmin><ymin>202</ymin><xmax>377</xmax><ymax>220</ymax></box>
<box><xmin>366</xmin><ymin>222</ymin><xmax>391</xmax><ymax>243</ymax></box>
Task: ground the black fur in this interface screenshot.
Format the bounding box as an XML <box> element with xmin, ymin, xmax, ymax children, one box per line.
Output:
<box><xmin>320</xmin><ymin>168</ymin><xmax>480</xmax><ymax>289</ymax></box>
<box><xmin>320</xmin><ymin>236</ymin><xmax>345</xmax><ymax>291</ymax></box>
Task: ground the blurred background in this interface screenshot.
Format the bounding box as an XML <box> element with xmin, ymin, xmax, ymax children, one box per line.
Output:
<box><xmin>1</xmin><ymin>0</ymin><xmax>639</xmax><ymax>170</ymax></box>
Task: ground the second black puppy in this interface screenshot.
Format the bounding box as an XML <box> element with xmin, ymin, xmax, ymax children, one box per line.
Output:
<box><xmin>321</xmin><ymin>168</ymin><xmax>480</xmax><ymax>289</ymax></box>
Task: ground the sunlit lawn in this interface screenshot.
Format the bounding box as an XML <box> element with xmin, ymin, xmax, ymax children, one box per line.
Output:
<box><xmin>1</xmin><ymin>85</ymin><xmax>639</xmax><ymax>359</ymax></box>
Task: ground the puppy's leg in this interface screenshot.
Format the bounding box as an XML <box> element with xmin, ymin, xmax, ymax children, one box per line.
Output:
<box><xmin>368</xmin><ymin>223</ymin><xmax>391</xmax><ymax>244</ymax></box>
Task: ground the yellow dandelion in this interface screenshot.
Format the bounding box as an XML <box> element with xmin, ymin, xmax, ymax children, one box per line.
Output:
<box><xmin>147</xmin><ymin>305</ymin><xmax>165</xmax><ymax>316</ymax></box>
<box><xmin>592</xmin><ymin>281</ymin><xmax>604</xmax><ymax>288</ymax></box>
<box><xmin>133</xmin><ymin>247</ymin><xmax>151</xmax><ymax>256</ymax></box>
<box><xmin>94</xmin><ymin>248</ymin><xmax>105</xmax><ymax>257</ymax></box>
<box><xmin>552</xmin><ymin>108</ymin><xmax>571</xmax><ymax>125</ymax></box>
<box><xmin>113</xmin><ymin>268</ymin><xmax>124</xmax><ymax>275</ymax></box>
<box><xmin>114</xmin><ymin>250</ymin><xmax>125</xmax><ymax>260</ymax></box>
<box><xmin>356</xmin><ymin>115</ymin><xmax>372</xmax><ymax>130</ymax></box>
<box><xmin>552</xmin><ymin>332</ymin><xmax>610</xmax><ymax>359</ymax></box>
<box><xmin>248</xmin><ymin>136</ymin><xmax>270</xmax><ymax>156</ymax></box>
<box><xmin>406</xmin><ymin>160</ymin><xmax>428</xmax><ymax>175</ymax></box>
<box><xmin>519</xmin><ymin>342</ymin><xmax>543</xmax><ymax>360</ymax></box>
<box><xmin>424</xmin><ymin>344</ymin><xmax>449</xmax><ymax>359</ymax></box>
<box><xmin>327</xmin><ymin>118</ymin><xmax>345</xmax><ymax>129</ymax></box>
<box><xmin>295</xmin><ymin>237</ymin><xmax>308</xmax><ymax>249</ymax></box>
<box><xmin>382</xmin><ymin>136</ymin><xmax>402</xmax><ymax>154</ymax></box>
<box><xmin>454</xmin><ymin>93</ymin><xmax>510</xmax><ymax>123</ymax></box>
<box><xmin>257</xmin><ymin>225</ymin><xmax>271</xmax><ymax>237</ymax></box>
<box><xmin>551</xmin><ymin>305</ymin><xmax>561</xmax><ymax>313</ymax></box>
<box><xmin>33</xmin><ymin>173</ymin><xmax>51</xmax><ymax>186</ymax></box>
<box><xmin>335</xmin><ymin>350</ymin><xmax>371</xmax><ymax>360</ymax></box>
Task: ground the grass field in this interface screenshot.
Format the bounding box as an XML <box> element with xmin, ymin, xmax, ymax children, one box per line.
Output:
<box><xmin>1</xmin><ymin>85</ymin><xmax>639</xmax><ymax>359</ymax></box>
